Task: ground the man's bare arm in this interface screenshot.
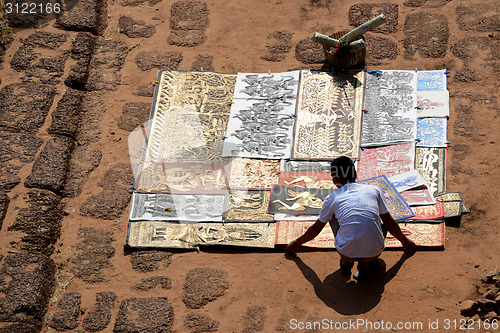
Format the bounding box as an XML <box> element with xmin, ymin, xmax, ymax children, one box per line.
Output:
<box><xmin>285</xmin><ymin>219</ymin><xmax>326</xmax><ymax>253</ymax></box>
<box><xmin>380</xmin><ymin>212</ymin><xmax>417</xmax><ymax>255</ymax></box>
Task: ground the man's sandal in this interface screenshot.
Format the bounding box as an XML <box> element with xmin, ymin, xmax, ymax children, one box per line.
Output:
<box><xmin>339</xmin><ymin>258</ymin><xmax>354</xmax><ymax>276</ymax></box>
<box><xmin>353</xmin><ymin>259</ymin><xmax>380</xmax><ymax>280</ymax></box>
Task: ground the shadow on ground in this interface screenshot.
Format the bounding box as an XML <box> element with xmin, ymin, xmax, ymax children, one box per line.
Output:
<box><xmin>286</xmin><ymin>253</ymin><xmax>412</xmax><ymax>315</ymax></box>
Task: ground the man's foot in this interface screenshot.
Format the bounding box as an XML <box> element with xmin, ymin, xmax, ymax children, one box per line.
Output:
<box><xmin>339</xmin><ymin>258</ymin><xmax>354</xmax><ymax>276</ymax></box>
<box><xmin>353</xmin><ymin>259</ymin><xmax>380</xmax><ymax>280</ymax></box>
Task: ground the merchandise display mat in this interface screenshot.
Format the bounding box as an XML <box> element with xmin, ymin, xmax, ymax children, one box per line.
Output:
<box><xmin>126</xmin><ymin>69</ymin><xmax>451</xmax><ymax>251</ymax></box>
<box><xmin>275</xmin><ymin>221</ymin><xmax>445</xmax><ymax>248</ymax></box>
<box><xmin>143</xmin><ymin>70</ymin><xmax>236</xmax><ymax>164</ymax></box>
<box><xmin>127</xmin><ymin>221</ymin><xmax>276</xmax><ymax>249</ymax></box>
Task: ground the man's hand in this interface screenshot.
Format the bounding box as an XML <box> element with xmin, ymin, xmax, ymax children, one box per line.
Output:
<box><xmin>380</xmin><ymin>213</ymin><xmax>418</xmax><ymax>256</ymax></box>
<box><xmin>283</xmin><ymin>220</ymin><xmax>326</xmax><ymax>254</ymax></box>
<box><xmin>285</xmin><ymin>239</ymin><xmax>301</xmax><ymax>254</ymax></box>
<box><xmin>402</xmin><ymin>239</ymin><xmax>417</xmax><ymax>256</ymax></box>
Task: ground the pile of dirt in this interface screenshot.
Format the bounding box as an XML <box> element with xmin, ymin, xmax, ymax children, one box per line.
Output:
<box><xmin>69</xmin><ymin>227</ymin><xmax>116</xmax><ymax>283</ymax></box>
<box><xmin>0</xmin><ymin>131</ymin><xmax>43</xmax><ymax>191</ymax></box>
<box><xmin>261</xmin><ymin>31</ymin><xmax>293</xmax><ymax>62</ymax></box>
<box><xmin>47</xmin><ymin>292</ymin><xmax>81</xmax><ymax>331</ymax></box>
<box><xmin>456</xmin><ymin>4</ymin><xmax>500</xmax><ymax>32</ymax></box>
<box><xmin>242</xmin><ymin>306</ymin><xmax>267</xmax><ymax>333</ymax></box>
<box><xmin>77</xmin><ymin>92</ymin><xmax>105</xmax><ymax>143</ymax></box>
<box><xmin>182</xmin><ymin>268</ymin><xmax>229</xmax><ymax>309</ymax></box>
<box><xmin>55</xmin><ymin>0</ymin><xmax>108</xmax><ymax>35</ymax></box>
<box><xmin>403</xmin><ymin>12</ymin><xmax>449</xmax><ymax>59</ymax></box>
<box><xmin>348</xmin><ymin>3</ymin><xmax>399</xmax><ymax>34</ymax></box>
<box><xmin>48</xmin><ymin>88</ymin><xmax>85</xmax><ymax>138</ymax></box>
<box><xmin>132</xmin><ymin>276</ymin><xmax>173</xmax><ymax>291</ymax></box>
<box><xmin>0</xmin><ymin>253</ymin><xmax>55</xmax><ymax>331</ymax></box>
<box><xmin>65</xmin><ymin>32</ymin><xmax>97</xmax><ymax>89</ymax></box>
<box><xmin>119</xmin><ymin>15</ymin><xmax>156</xmax><ymax>38</ymax></box>
<box><xmin>10</xmin><ymin>31</ymin><xmax>69</xmax><ymax>85</ymax></box>
<box><xmin>0</xmin><ymin>83</ymin><xmax>56</xmax><ymax>133</ymax></box>
<box><xmin>80</xmin><ymin>163</ymin><xmax>134</xmax><ymax>220</ymax></box>
<box><xmin>184</xmin><ymin>313</ymin><xmax>219</xmax><ymax>333</ymax></box>
<box><xmin>134</xmin><ymin>82</ymin><xmax>156</xmax><ymax>97</ymax></box>
<box><xmin>24</xmin><ymin>136</ymin><xmax>74</xmax><ymax>193</ymax></box>
<box><xmin>0</xmin><ymin>191</ymin><xmax>9</xmax><ymax>229</ymax></box>
<box><xmin>451</xmin><ymin>36</ymin><xmax>499</xmax><ymax>83</ymax></box>
<box><xmin>135</xmin><ymin>51</ymin><xmax>183</xmax><ymax>72</ymax></box>
<box><xmin>85</xmin><ymin>39</ymin><xmax>129</xmax><ymax>91</ymax></box>
<box><xmin>129</xmin><ymin>250</ymin><xmax>173</xmax><ymax>272</ymax></box>
<box><xmin>295</xmin><ymin>38</ymin><xmax>325</xmax><ymax>64</ymax></box>
<box><xmin>113</xmin><ymin>297</ymin><xmax>174</xmax><ymax>333</ymax></box>
<box><xmin>168</xmin><ymin>0</ymin><xmax>209</xmax><ymax>47</ymax></box>
<box><xmin>191</xmin><ymin>54</ymin><xmax>214</xmax><ymax>71</ymax></box>
<box><xmin>118</xmin><ymin>102</ymin><xmax>152</xmax><ymax>132</ymax></box>
<box><xmin>8</xmin><ymin>189</ymin><xmax>64</xmax><ymax>255</ymax></box>
<box><xmin>81</xmin><ymin>291</ymin><xmax>117</xmax><ymax>332</ymax></box>
<box><xmin>62</xmin><ymin>144</ymin><xmax>102</xmax><ymax>198</ymax></box>
<box><xmin>364</xmin><ymin>35</ymin><xmax>398</xmax><ymax>66</ymax></box>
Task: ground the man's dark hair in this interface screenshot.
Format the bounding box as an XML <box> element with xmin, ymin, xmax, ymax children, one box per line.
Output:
<box><xmin>330</xmin><ymin>156</ymin><xmax>357</xmax><ymax>182</ymax></box>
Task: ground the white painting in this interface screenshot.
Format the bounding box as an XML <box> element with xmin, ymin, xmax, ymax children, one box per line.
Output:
<box><xmin>129</xmin><ymin>192</ymin><xmax>226</xmax><ymax>222</ymax></box>
<box><xmin>417</xmin><ymin>90</ymin><xmax>449</xmax><ymax>118</ymax></box>
<box><xmin>388</xmin><ymin>170</ymin><xmax>429</xmax><ymax>193</ymax></box>
<box><xmin>222</xmin><ymin>71</ymin><xmax>300</xmax><ymax>159</ymax></box>
<box><xmin>361</xmin><ymin>70</ymin><xmax>418</xmax><ymax>146</ymax></box>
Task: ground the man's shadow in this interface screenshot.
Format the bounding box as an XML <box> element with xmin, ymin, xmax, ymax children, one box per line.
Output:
<box><xmin>285</xmin><ymin>253</ymin><xmax>412</xmax><ymax>315</ymax></box>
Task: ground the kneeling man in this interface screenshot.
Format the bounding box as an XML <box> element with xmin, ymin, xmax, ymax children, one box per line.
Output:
<box><xmin>285</xmin><ymin>156</ymin><xmax>417</xmax><ymax>279</ymax></box>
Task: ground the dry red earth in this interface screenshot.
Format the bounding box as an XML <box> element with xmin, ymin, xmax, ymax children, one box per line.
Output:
<box><xmin>0</xmin><ymin>0</ymin><xmax>499</xmax><ymax>332</ymax></box>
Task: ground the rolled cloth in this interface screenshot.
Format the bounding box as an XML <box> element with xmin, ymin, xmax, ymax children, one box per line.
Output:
<box><xmin>311</xmin><ymin>32</ymin><xmax>340</xmax><ymax>48</ymax></box>
<box><xmin>339</xmin><ymin>13</ymin><xmax>386</xmax><ymax>46</ymax></box>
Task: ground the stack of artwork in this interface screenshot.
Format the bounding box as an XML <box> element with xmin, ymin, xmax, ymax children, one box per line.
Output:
<box><xmin>126</xmin><ymin>69</ymin><xmax>465</xmax><ymax>250</ymax></box>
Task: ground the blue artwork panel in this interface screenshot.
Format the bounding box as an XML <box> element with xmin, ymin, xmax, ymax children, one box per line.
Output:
<box><xmin>417</xmin><ymin>118</ymin><xmax>448</xmax><ymax>147</ymax></box>
<box><xmin>417</xmin><ymin>70</ymin><xmax>447</xmax><ymax>91</ymax></box>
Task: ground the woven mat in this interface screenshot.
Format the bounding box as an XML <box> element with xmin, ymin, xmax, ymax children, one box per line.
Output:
<box><xmin>129</xmin><ymin>192</ymin><xmax>225</xmax><ymax>222</ymax></box>
<box><xmin>417</xmin><ymin>70</ymin><xmax>447</xmax><ymax>91</ymax></box>
<box><xmin>417</xmin><ymin>90</ymin><xmax>449</xmax><ymax>118</ymax></box>
<box><xmin>410</xmin><ymin>201</ymin><xmax>445</xmax><ymax>220</ymax></box>
<box><xmin>435</xmin><ymin>192</ymin><xmax>469</xmax><ymax>214</ymax></box>
<box><xmin>275</xmin><ymin>221</ymin><xmax>445</xmax><ymax>248</ymax></box>
<box><xmin>268</xmin><ymin>184</ymin><xmax>334</xmax><ymax>215</ymax></box>
<box><xmin>417</xmin><ymin>118</ymin><xmax>448</xmax><ymax>147</ymax></box>
<box><xmin>127</xmin><ymin>221</ymin><xmax>276</xmax><ymax>249</ymax></box>
<box><xmin>280</xmin><ymin>160</ymin><xmax>331</xmax><ymax>172</ymax></box>
<box><xmin>400</xmin><ymin>187</ymin><xmax>436</xmax><ymax>206</ymax></box>
<box><xmin>387</xmin><ymin>170</ymin><xmax>428</xmax><ymax>193</ymax></box>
